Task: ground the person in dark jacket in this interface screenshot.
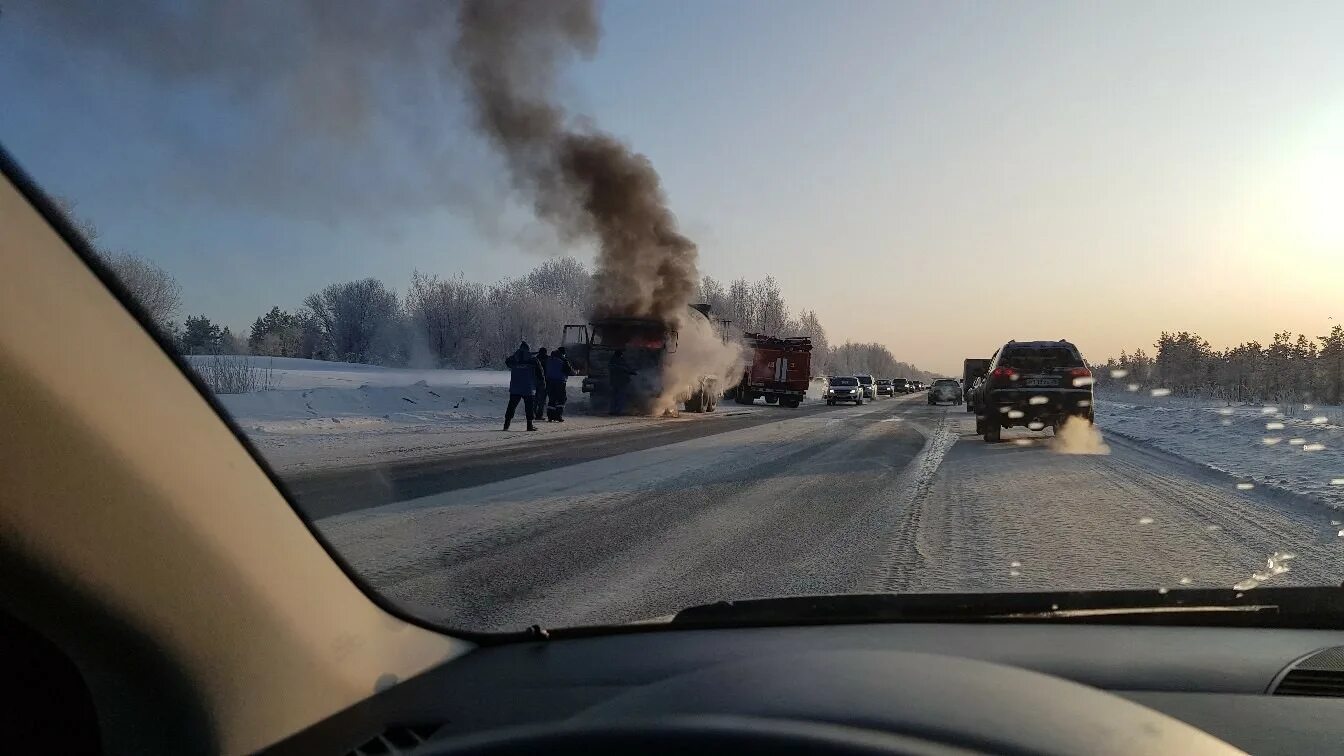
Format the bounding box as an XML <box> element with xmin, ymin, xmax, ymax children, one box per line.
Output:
<box><xmin>503</xmin><ymin>342</ymin><xmax>537</xmax><ymax>431</ymax></box>
<box><xmin>608</xmin><ymin>349</ymin><xmax>637</xmax><ymax>416</ymax></box>
<box><xmin>532</xmin><ymin>348</ymin><xmax>549</xmax><ymax>422</ymax></box>
<box><xmin>545</xmin><ymin>346</ymin><xmax>576</xmax><ymax>422</ymax></box>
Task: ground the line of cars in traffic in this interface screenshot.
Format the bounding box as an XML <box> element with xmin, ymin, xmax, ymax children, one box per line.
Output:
<box><xmin>822</xmin><ymin>374</ymin><xmax>927</xmax><ymax>405</ymax></box>
<box><xmin>959</xmin><ymin>339</ymin><xmax>1096</xmax><ymax>442</ymax></box>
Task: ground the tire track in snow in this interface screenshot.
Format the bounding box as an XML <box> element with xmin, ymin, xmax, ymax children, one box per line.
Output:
<box><xmin>870</xmin><ymin>408</ymin><xmax>960</xmax><ymax>592</ymax></box>
<box><xmin>1087</xmin><ymin>438</ymin><xmax>1341</xmax><ymax>587</ymax></box>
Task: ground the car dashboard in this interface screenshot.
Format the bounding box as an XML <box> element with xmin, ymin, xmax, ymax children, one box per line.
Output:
<box><xmin>268</xmin><ymin>621</ymin><xmax>1344</xmax><ymax>754</ymax></box>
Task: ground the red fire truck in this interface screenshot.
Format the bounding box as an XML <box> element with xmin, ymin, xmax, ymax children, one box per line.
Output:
<box><xmin>732</xmin><ymin>332</ymin><xmax>813</xmax><ymax>408</ymax></box>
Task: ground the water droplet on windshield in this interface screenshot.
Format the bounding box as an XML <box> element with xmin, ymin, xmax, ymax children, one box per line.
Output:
<box><xmin>1127</xmin><ymin>383</ymin><xmax>1140</xmax><ymax>392</ymax></box>
<box><xmin>1289</xmin><ymin>437</ymin><xmax>1306</xmax><ymax>445</ymax></box>
<box><xmin>1263</xmin><ymin>437</ymin><xmax>1282</xmax><ymax>445</ymax></box>
<box><xmin>1266</xmin><ymin>422</ymin><xmax>1285</xmax><ymax>430</ymax></box>
<box><xmin>1313</xmin><ymin>416</ymin><xmax>1329</xmax><ymax>424</ymax></box>
<box><xmin>1138</xmin><ymin>516</ymin><xmax>1155</xmax><ymax>525</ymax></box>
<box><xmin>1205</xmin><ymin>524</ymin><xmax>1222</xmax><ymax>531</ymax></box>
<box><xmin>1151</xmin><ymin>388</ymin><xmax>1172</xmax><ymax>397</ymax></box>
<box><xmin>1331</xmin><ymin>479</ymin><xmax>1344</xmax><ymax>487</ymax></box>
<box><xmin>1158</xmin><ymin>587</ymin><xmax>1170</xmax><ymax>594</ymax></box>
<box><xmin>1304</xmin><ymin>404</ymin><xmax>1315</xmax><ymax>410</ymax></box>
<box><xmin>1008</xmin><ymin>409</ymin><xmax>1025</xmax><ymax>419</ymax></box>
<box><xmin>1262</xmin><ymin>406</ymin><xmax>1280</xmax><ymax>414</ymax></box>
<box><xmin>1078</xmin><ymin>399</ymin><xmax>1092</xmax><ymax>407</ymax></box>
<box><xmin>1029</xmin><ymin>396</ymin><xmax>1049</xmax><ymax>405</ymax></box>
<box><xmin>1236</xmin><ymin>482</ymin><xmax>1255</xmax><ymax>490</ymax></box>
<box><xmin>1010</xmin><ymin>561</ymin><xmax>1021</xmax><ymax>568</ymax></box>
<box><xmin>1304</xmin><ymin>443</ymin><xmax>1325</xmax><ymax>452</ymax></box>
<box><xmin>1233</xmin><ymin>578</ymin><xmax>1261</xmax><ymax>590</ymax></box>
<box><xmin>1013</xmin><ymin>438</ymin><xmax>1035</xmax><ymax>447</ymax></box>
<box><xmin>1217</xmin><ymin>408</ymin><xmax>1234</xmax><ymax>415</ymax></box>
<box><xmin>1221</xmin><ymin>419</ymin><xmax>1233</xmax><ymax>426</ymax></box>
<box><xmin>1009</xmin><ymin>570</ymin><xmax>1021</xmax><ymax>577</ymax></box>
<box><xmin>1179</xmin><ymin>577</ymin><xmax>1192</xmax><ymax>585</ymax></box>
<box><xmin>1027</xmin><ymin>421</ymin><xmax>1045</xmax><ymax>431</ymax></box>
<box><xmin>1072</xmin><ymin>376</ymin><xmax>1095</xmax><ymax>387</ymax></box>
<box><xmin>1110</xmin><ymin>369</ymin><xmax>1129</xmax><ymax>379</ymax></box>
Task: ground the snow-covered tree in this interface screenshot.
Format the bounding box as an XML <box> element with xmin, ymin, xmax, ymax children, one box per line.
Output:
<box><xmin>302</xmin><ymin>278</ymin><xmax>400</xmax><ymax>364</ymax></box>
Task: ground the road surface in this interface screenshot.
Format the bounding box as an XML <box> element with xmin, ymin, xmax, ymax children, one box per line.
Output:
<box><xmin>315</xmin><ymin>394</ymin><xmax>1344</xmax><ymax>632</ymax></box>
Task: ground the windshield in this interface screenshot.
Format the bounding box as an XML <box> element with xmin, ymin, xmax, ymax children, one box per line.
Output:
<box><xmin>1000</xmin><ymin>347</ymin><xmax>1084</xmax><ymax>372</ymax></box>
<box><xmin>593</xmin><ymin>324</ymin><xmax>665</xmax><ymax>350</ymax></box>
<box><xmin>10</xmin><ymin>2</ymin><xmax>1344</xmax><ymax>635</ymax></box>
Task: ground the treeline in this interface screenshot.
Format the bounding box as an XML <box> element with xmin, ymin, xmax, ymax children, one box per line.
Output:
<box><xmin>1096</xmin><ymin>328</ymin><xmax>1344</xmax><ymax>405</ymax></box>
<box><xmin>58</xmin><ymin>196</ymin><xmax>937</xmax><ymax>378</ymax></box>
<box><xmin>827</xmin><ymin>342</ymin><xmax>940</xmax><ymax>383</ymax></box>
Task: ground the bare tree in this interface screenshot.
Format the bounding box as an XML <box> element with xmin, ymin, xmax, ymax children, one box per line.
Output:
<box><xmin>51</xmin><ymin>195</ymin><xmax>184</xmax><ymax>335</ymax></box>
<box><xmin>99</xmin><ymin>252</ymin><xmax>184</xmax><ymax>334</ymax></box>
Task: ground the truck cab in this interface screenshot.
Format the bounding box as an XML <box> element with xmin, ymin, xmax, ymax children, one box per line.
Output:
<box><xmin>561</xmin><ymin>305</ymin><xmax>722</xmax><ymax>414</ymax></box>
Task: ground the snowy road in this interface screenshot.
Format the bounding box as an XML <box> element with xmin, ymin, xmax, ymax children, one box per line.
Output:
<box><xmin>316</xmin><ymin>394</ymin><xmax>1344</xmax><ymax>632</ymax></box>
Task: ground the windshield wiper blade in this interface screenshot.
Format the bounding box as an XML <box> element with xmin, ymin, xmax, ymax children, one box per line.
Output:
<box><xmin>670</xmin><ymin>587</ymin><xmax>1344</xmax><ymax>629</ymax></box>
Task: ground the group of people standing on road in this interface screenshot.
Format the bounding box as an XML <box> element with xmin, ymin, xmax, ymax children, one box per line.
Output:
<box><xmin>503</xmin><ymin>343</ymin><xmax>576</xmax><ymax>431</ymax></box>
<box><xmin>504</xmin><ymin>343</ymin><xmax>641</xmax><ymax>430</ymax></box>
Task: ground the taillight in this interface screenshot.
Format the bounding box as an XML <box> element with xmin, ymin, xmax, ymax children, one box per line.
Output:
<box><xmin>1068</xmin><ymin>367</ymin><xmax>1094</xmax><ymax>387</ymax></box>
<box><xmin>990</xmin><ymin>366</ymin><xmax>1018</xmax><ymax>383</ymax></box>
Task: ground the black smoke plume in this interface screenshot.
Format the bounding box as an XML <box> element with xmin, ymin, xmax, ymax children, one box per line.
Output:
<box><xmin>454</xmin><ymin>0</ymin><xmax>699</xmax><ymax>323</ymax></box>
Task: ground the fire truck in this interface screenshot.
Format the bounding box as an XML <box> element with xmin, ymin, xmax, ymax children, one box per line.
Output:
<box><xmin>732</xmin><ymin>332</ymin><xmax>813</xmax><ymax>408</ymax></box>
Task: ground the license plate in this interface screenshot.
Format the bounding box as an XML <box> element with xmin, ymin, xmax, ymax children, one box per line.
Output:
<box><xmin>1024</xmin><ymin>377</ymin><xmax>1058</xmax><ymax>387</ymax></box>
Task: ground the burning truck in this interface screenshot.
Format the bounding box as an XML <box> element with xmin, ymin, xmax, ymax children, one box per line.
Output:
<box><xmin>561</xmin><ymin>303</ymin><xmax>736</xmax><ymax>415</ymax></box>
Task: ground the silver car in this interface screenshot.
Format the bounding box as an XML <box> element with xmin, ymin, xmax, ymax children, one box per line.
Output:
<box><xmin>928</xmin><ymin>378</ymin><xmax>963</xmax><ymax>405</ymax></box>
<box><xmin>855</xmin><ymin>374</ymin><xmax>877</xmax><ymax>400</ymax></box>
<box><xmin>825</xmin><ymin>376</ymin><xmax>864</xmax><ymax>405</ymax></box>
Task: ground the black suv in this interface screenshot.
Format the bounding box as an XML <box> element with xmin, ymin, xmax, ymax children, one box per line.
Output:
<box><xmin>975</xmin><ymin>340</ymin><xmax>1094</xmax><ymax>442</ymax></box>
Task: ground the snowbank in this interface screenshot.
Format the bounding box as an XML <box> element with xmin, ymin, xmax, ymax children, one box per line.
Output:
<box><xmin>184</xmin><ymin>354</ymin><xmax>509</xmax><ymax>390</ymax></box>
<box><xmin>1097</xmin><ymin>392</ymin><xmax>1344</xmax><ymax>510</ymax></box>
<box><xmin>187</xmin><ymin>356</ymin><xmax>766</xmax><ymax>473</ymax></box>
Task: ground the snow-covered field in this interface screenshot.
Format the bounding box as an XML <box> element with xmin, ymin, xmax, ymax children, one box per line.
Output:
<box><xmin>1097</xmin><ymin>391</ymin><xmax>1344</xmax><ymax>511</ymax></box>
<box><xmin>187</xmin><ymin>356</ymin><xmax>766</xmax><ymax>473</ymax></box>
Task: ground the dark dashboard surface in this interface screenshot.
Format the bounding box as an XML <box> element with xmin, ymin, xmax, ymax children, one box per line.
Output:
<box><xmin>272</xmin><ymin>622</ymin><xmax>1344</xmax><ymax>755</ymax></box>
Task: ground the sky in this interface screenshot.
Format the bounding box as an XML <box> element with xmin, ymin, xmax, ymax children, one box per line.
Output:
<box><xmin>2</xmin><ymin>0</ymin><xmax>1343</xmax><ymax>375</ymax></box>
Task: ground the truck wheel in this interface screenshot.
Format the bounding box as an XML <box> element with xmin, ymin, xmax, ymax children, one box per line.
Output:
<box><xmin>984</xmin><ymin>421</ymin><xmax>1001</xmax><ymax>443</ymax></box>
<box><xmin>785</xmin><ymin>399</ymin><xmax>800</xmax><ymax>408</ymax></box>
<box><xmin>685</xmin><ymin>391</ymin><xmax>704</xmax><ymax>413</ymax></box>
<box><xmin>975</xmin><ymin>416</ymin><xmax>985</xmax><ymax>434</ymax></box>
<box><xmin>764</xmin><ymin>395</ymin><xmax>778</xmax><ymax>405</ymax></box>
